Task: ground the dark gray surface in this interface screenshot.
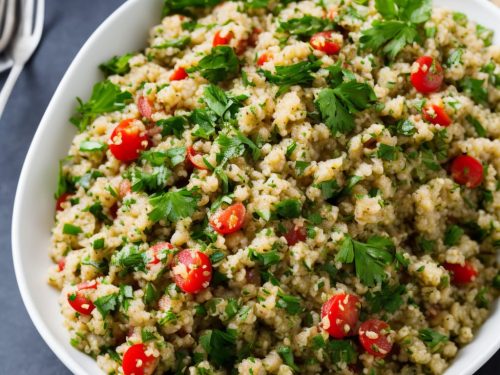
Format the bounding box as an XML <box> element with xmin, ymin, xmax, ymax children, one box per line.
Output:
<box><xmin>0</xmin><ymin>0</ymin><xmax>497</xmax><ymax>374</ymax></box>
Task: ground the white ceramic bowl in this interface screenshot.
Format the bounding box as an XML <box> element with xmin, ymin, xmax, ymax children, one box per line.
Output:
<box><xmin>12</xmin><ymin>0</ymin><xmax>500</xmax><ymax>374</ymax></box>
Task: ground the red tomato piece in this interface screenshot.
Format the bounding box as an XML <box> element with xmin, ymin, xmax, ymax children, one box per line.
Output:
<box><xmin>450</xmin><ymin>155</ymin><xmax>484</xmax><ymax>189</ymax></box>
<box><xmin>358</xmin><ymin>319</ymin><xmax>393</xmax><ymax>358</ymax></box>
<box><xmin>119</xmin><ymin>179</ymin><xmax>132</xmax><ymax>198</ymax></box>
<box><xmin>78</xmin><ymin>280</ymin><xmax>98</xmax><ymax>290</ymax></box>
<box><xmin>173</xmin><ymin>249</ymin><xmax>213</xmax><ymax>294</ymax></box>
<box><xmin>310</xmin><ymin>31</ymin><xmax>342</xmax><ymax>55</ymax></box>
<box><xmin>56</xmin><ymin>192</ymin><xmax>72</xmax><ymax>211</ymax></box>
<box><xmin>257</xmin><ymin>53</ymin><xmax>270</xmax><ymax>66</ymax></box>
<box><xmin>122</xmin><ymin>344</ymin><xmax>157</xmax><ymax>375</ymax></box>
<box><xmin>321</xmin><ymin>293</ymin><xmax>360</xmax><ymax>338</ymax></box>
<box><xmin>137</xmin><ymin>96</ymin><xmax>153</xmax><ymax>120</ymax></box>
<box><xmin>209</xmin><ymin>203</ymin><xmax>246</xmax><ymax>235</ymax></box>
<box><xmin>186</xmin><ymin>146</ymin><xmax>208</xmax><ymax>170</ymax></box>
<box><xmin>58</xmin><ymin>258</ymin><xmax>66</xmax><ymax>272</ymax></box>
<box><xmin>170</xmin><ymin>67</ymin><xmax>188</xmax><ymax>81</ymax></box>
<box><xmin>109</xmin><ymin>119</ymin><xmax>149</xmax><ymax>162</ymax></box>
<box><xmin>148</xmin><ymin>242</ymin><xmax>174</xmax><ymax>268</ymax></box>
<box><xmin>67</xmin><ymin>292</ymin><xmax>95</xmax><ymax>315</ymax></box>
<box><xmin>213</xmin><ymin>30</ymin><xmax>234</xmax><ymax>46</ymax></box>
<box><xmin>410</xmin><ymin>56</ymin><xmax>444</xmax><ymax>94</ymax></box>
<box><xmin>422</xmin><ymin>104</ymin><xmax>452</xmax><ymax>127</ymax></box>
<box><xmin>284</xmin><ymin>225</ymin><xmax>307</xmax><ymax>246</ymax></box>
<box><xmin>443</xmin><ymin>262</ymin><xmax>478</xmax><ymax>285</ymax></box>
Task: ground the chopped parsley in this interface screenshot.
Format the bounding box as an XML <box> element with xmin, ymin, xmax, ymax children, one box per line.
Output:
<box><xmin>199</xmin><ymin>328</ymin><xmax>237</xmax><ymax>367</ymax></box>
<box><xmin>274</xmin><ymin>199</ymin><xmax>302</xmax><ymax>219</ymax></box>
<box><xmin>187</xmin><ymin>46</ymin><xmax>239</xmax><ymax>83</ymax></box>
<box><xmin>377</xmin><ymin>143</ymin><xmax>398</xmax><ymax>161</ymax></box>
<box><xmin>62</xmin><ymin>223</ymin><xmax>82</xmax><ymax>235</ymax></box>
<box><xmin>365</xmin><ymin>283</ymin><xmax>406</xmax><ymax>313</ymax></box>
<box><xmin>418</xmin><ymin>328</ymin><xmax>448</xmax><ymax>350</ymax></box>
<box><xmin>360</xmin><ymin>0</ymin><xmax>432</xmax><ymax>59</ymax></box>
<box><xmin>277</xmin><ymin>346</ymin><xmax>299</xmax><ymax>372</ymax></box>
<box><xmin>466</xmin><ymin>115</ymin><xmax>487</xmax><ymax>137</ymax></box>
<box><xmin>124</xmin><ymin>166</ymin><xmax>171</xmax><ymax>193</ymax></box>
<box><xmin>162</xmin><ymin>0</ymin><xmax>222</xmax><ymax>16</ymax></box>
<box><xmin>278</xmin><ymin>16</ymin><xmax>332</xmax><ymax>39</ymax></box>
<box><xmin>149</xmin><ymin>188</ymin><xmax>200</xmax><ymax>223</ymax></box>
<box><xmin>443</xmin><ymin>225</ymin><xmax>464</xmax><ymax>247</ymax></box>
<box><xmin>70</xmin><ymin>81</ymin><xmax>132</xmax><ymax>132</ymax></box>
<box><xmin>458</xmin><ymin>78</ymin><xmax>488</xmax><ymax>106</ymax></box>
<box><xmin>152</xmin><ymin>35</ymin><xmax>191</xmax><ymax>49</ymax></box>
<box><xmin>336</xmin><ymin>235</ymin><xmax>395</xmax><ymax>286</ymax></box>
<box><xmin>156</xmin><ymin>116</ymin><xmax>188</xmax><ymax>138</ymax></box>
<box><xmin>216</xmin><ymin>132</ymin><xmax>260</xmax><ymax>166</ymax></box>
<box><xmin>79</xmin><ymin>140</ymin><xmax>107</xmax><ymax>152</ymax></box>
<box><xmin>94</xmin><ymin>294</ymin><xmax>118</xmax><ymax>318</ymax></box>
<box><xmin>99</xmin><ymin>53</ymin><xmax>133</xmax><ymax>76</ymax></box>
<box><xmin>112</xmin><ymin>245</ymin><xmax>147</xmax><ymax>273</ymax></box>
<box><xmin>276</xmin><ymin>290</ymin><xmax>303</xmax><ymax>315</ymax></box>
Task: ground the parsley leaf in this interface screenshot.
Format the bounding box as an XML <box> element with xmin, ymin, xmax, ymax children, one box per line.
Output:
<box><xmin>199</xmin><ymin>329</ymin><xmax>237</xmax><ymax>367</ymax></box>
<box><xmin>418</xmin><ymin>328</ymin><xmax>448</xmax><ymax>350</ymax></box>
<box><xmin>276</xmin><ymin>290</ymin><xmax>303</xmax><ymax>315</ymax></box>
<box><xmin>152</xmin><ymin>36</ymin><xmax>191</xmax><ymax>49</ymax></box>
<box><xmin>202</xmin><ymin>84</ymin><xmax>246</xmax><ymax>122</ymax></box>
<box><xmin>259</xmin><ymin>57</ymin><xmax>322</xmax><ymax>96</ymax></box>
<box><xmin>316</xmin><ymin>81</ymin><xmax>376</xmax><ymax>135</ymax></box>
<box><xmin>365</xmin><ymin>283</ymin><xmax>406</xmax><ymax>313</ymax></box>
<box><xmin>157</xmin><ymin>116</ymin><xmax>188</xmax><ymax>138</ymax></box>
<box><xmin>187</xmin><ymin>46</ymin><xmax>239</xmax><ymax>83</ymax></box>
<box><xmin>277</xmin><ymin>346</ymin><xmax>299</xmax><ymax>372</ymax></box>
<box><xmin>149</xmin><ymin>188</ymin><xmax>200</xmax><ymax>222</ymax></box>
<box><xmin>162</xmin><ymin>0</ymin><xmax>222</xmax><ymax>16</ymax></box>
<box><xmin>336</xmin><ymin>235</ymin><xmax>395</xmax><ymax>286</ymax></box>
<box><xmin>94</xmin><ymin>294</ymin><xmax>118</xmax><ymax>318</ymax></box>
<box><xmin>124</xmin><ymin>166</ymin><xmax>171</xmax><ymax>193</ymax></box>
<box><xmin>377</xmin><ymin>143</ymin><xmax>398</xmax><ymax>161</ymax></box>
<box><xmin>278</xmin><ymin>16</ymin><xmax>332</xmax><ymax>38</ymax></box>
<box><xmin>360</xmin><ymin>0</ymin><xmax>431</xmax><ymax>59</ymax></box>
<box><xmin>112</xmin><ymin>245</ymin><xmax>147</xmax><ymax>273</ymax></box>
<box><xmin>249</xmin><ymin>248</ymin><xmax>281</xmax><ymax>267</ymax></box>
<box><xmin>70</xmin><ymin>81</ymin><xmax>132</xmax><ymax>132</ymax></box>
<box><xmin>216</xmin><ymin>132</ymin><xmax>260</xmax><ymax>165</ymax></box>
<box><xmin>458</xmin><ymin>78</ymin><xmax>488</xmax><ymax>106</ymax></box>
<box><xmin>99</xmin><ymin>53</ymin><xmax>134</xmax><ymax>76</ymax></box>
<box><xmin>466</xmin><ymin>115</ymin><xmax>487</xmax><ymax>137</ymax></box>
<box><xmin>443</xmin><ymin>225</ymin><xmax>464</xmax><ymax>247</ymax></box>
<box><xmin>274</xmin><ymin>199</ymin><xmax>302</xmax><ymax>219</ymax></box>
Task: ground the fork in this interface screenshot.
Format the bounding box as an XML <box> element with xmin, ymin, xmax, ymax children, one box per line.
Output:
<box><xmin>0</xmin><ymin>0</ymin><xmax>44</xmax><ymax>117</ymax></box>
<box><xmin>0</xmin><ymin>0</ymin><xmax>17</xmax><ymax>53</ymax></box>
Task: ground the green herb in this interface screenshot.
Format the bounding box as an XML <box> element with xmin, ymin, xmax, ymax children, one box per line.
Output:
<box><xmin>336</xmin><ymin>235</ymin><xmax>395</xmax><ymax>286</ymax></box>
<box><xmin>360</xmin><ymin>0</ymin><xmax>432</xmax><ymax>59</ymax></box>
<box><xmin>118</xmin><ymin>285</ymin><xmax>133</xmax><ymax>311</ymax></box>
<box><xmin>316</xmin><ymin>80</ymin><xmax>376</xmax><ymax>135</ymax></box>
<box><xmin>396</xmin><ymin>119</ymin><xmax>416</xmax><ymax>136</ymax></box>
<box><xmin>199</xmin><ymin>329</ymin><xmax>237</xmax><ymax>367</ymax></box>
<box><xmin>94</xmin><ymin>294</ymin><xmax>118</xmax><ymax>318</ymax></box>
<box><xmin>202</xmin><ymin>84</ymin><xmax>246</xmax><ymax>122</ymax></box>
<box><xmin>156</xmin><ymin>116</ymin><xmax>187</xmax><ymax>138</ymax></box>
<box><xmin>458</xmin><ymin>78</ymin><xmax>488</xmax><ymax>106</ymax></box>
<box><xmin>377</xmin><ymin>143</ymin><xmax>397</xmax><ymax>161</ymax></box>
<box><xmin>466</xmin><ymin>115</ymin><xmax>487</xmax><ymax>137</ymax></box>
<box><xmin>295</xmin><ymin>161</ymin><xmax>310</xmax><ymax>175</ymax></box>
<box><xmin>418</xmin><ymin>328</ymin><xmax>448</xmax><ymax>349</ymax></box>
<box><xmin>124</xmin><ymin>166</ymin><xmax>171</xmax><ymax>193</ymax></box>
<box><xmin>327</xmin><ymin>339</ymin><xmax>357</xmax><ymax>364</ymax></box>
<box><xmin>55</xmin><ymin>160</ymin><xmax>70</xmax><ymax>199</ymax></box>
<box><xmin>144</xmin><ymin>282</ymin><xmax>157</xmax><ymax>306</ymax></box>
<box><xmin>446</xmin><ymin>48</ymin><xmax>463</xmax><ymax>67</ymax></box>
<box><xmin>79</xmin><ymin>140</ymin><xmax>107</xmax><ymax>152</ymax></box>
<box><xmin>476</xmin><ymin>24</ymin><xmax>493</xmax><ymax>46</ymax></box>
<box><xmin>476</xmin><ymin>287</ymin><xmax>489</xmax><ymax>308</ymax></box>
<box><xmin>225</xmin><ymin>299</ymin><xmax>240</xmax><ymax>320</ymax></box>
<box><xmin>112</xmin><ymin>245</ymin><xmax>147</xmax><ymax>273</ymax></box>
<box><xmin>141</xmin><ymin>328</ymin><xmax>156</xmax><ymax>342</ymax></box>
<box><xmin>99</xmin><ymin>53</ymin><xmax>134</xmax><ymax>76</ymax></box>
<box><xmin>444</xmin><ymin>225</ymin><xmax>464</xmax><ymax>247</ymax></box>
<box><xmin>492</xmin><ymin>273</ymin><xmax>500</xmax><ymax>289</ymax></box>
<box><xmin>286</xmin><ymin>141</ymin><xmax>297</xmax><ymax>157</ymax></box>
<box><xmin>159</xmin><ymin>310</ymin><xmax>178</xmax><ymax>325</ymax></box>
<box><xmin>249</xmin><ymin>248</ymin><xmax>281</xmax><ymax>267</ymax></box>
<box><xmin>274</xmin><ymin>199</ymin><xmax>302</xmax><ymax>219</ymax></box>
<box><xmin>63</xmin><ymin>223</ymin><xmax>82</xmax><ymax>235</ymax></box>
<box><xmin>259</xmin><ymin>57</ymin><xmax>322</xmax><ymax>96</ymax></box>
<box><xmin>452</xmin><ymin>12</ymin><xmax>467</xmax><ymax>25</ymax></box>
<box><xmin>278</xmin><ymin>16</ymin><xmax>332</xmax><ymax>38</ymax></box>
<box><xmin>366</xmin><ymin>283</ymin><xmax>406</xmax><ymax>313</ymax></box>
<box><xmin>187</xmin><ymin>46</ymin><xmax>239</xmax><ymax>83</ymax></box>
<box><xmin>149</xmin><ymin>188</ymin><xmax>200</xmax><ymax>223</ymax></box>
<box><xmin>277</xmin><ymin>346</ymin><xmax>299</xmax><ymax>372</ymax></box>
<box><xmin>416</xmin><ymin>236</ymin><xmax>436</xmax><ymax>253</ymax></box>
<box><xmin>93</xmin><ymin>238</ymin><xmax>105</xmax><ymax>250</ymax></box>
<box><xmin>152</xmin><ymin>36</ymin><xmax>191</xmax><ymax>49</ymax></box>
<box><xmin>276</xmin><ymin>290</ymin><xmax>303</xmax><ymax>315</ymax></box>
<box><xmin>316</xmin><ymin>176</ymin><xmax>362</xmax><ymax>202</ymax></box>
<box><xmin>209</xmin><ymin>251</ymin><xmax>226</xmax><ymax>263</ymax></box>
<box><xmin>216</xmin><ymin>132</ymin><xmax>260</xmax><ymax>166</ymax></box>
<box><xmin>162</xmin><ymin>0</ymin><xmax>222</xmax><ymax>16</ymax></box>
<box><xmin>70</xmin><ymin>81</ymin><xmax>132</xmax><ymax>132</ymax></box>
<box><xmin>241</xmin><ymin>70</ymin><xmax>255</xmax><ymax>87</ymax></box>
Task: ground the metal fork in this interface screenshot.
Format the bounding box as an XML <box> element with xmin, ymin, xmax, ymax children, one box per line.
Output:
<box><xmin>0</xmin><ymin>0</ymin><xmax>44</xmax><ymax>117</ymax></box>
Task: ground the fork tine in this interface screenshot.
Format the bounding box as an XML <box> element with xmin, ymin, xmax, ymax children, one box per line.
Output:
<box><xmin>20</xmin><ymin>0</ymin><xmax>34</xmax><ymax>35</ymax></box>
<box><xmin>32</xmin><ymin>0</ymin><xmax>44</xmax><ymax>39</ymax></box>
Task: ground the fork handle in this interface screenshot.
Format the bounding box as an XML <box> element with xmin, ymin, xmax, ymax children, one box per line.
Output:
<box><xmin>0</xmin><ymin>63</ymin><xmax>24</xmax><ymax>117</ymax></box>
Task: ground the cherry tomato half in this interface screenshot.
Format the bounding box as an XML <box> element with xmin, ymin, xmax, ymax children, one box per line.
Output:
<box><xmin>56</xmin><ymin>192</ymin><xmax>72</xmax><ymax>211</ymax></box>
<box><xmin>310</xmin><ymin>31</ymin><xmax>342</xmax><ymax>55</ymax></box>
<box><xmin>422</xmin><ymin>104</ymin><xmax>452</xmax><ymax>127</ymax></box>
<box><xmin>284</xmin><ymin>225</ymin><xmax>307</xmax><ymax>246</ymax></box>
<box><xmin>109</xmin><ymin>119</ymin><xmax>148</xmax><ymax>162</ymax></box>
<box><xmin>410</xmin><ymin>56</ymin><xmax>444</xmax><ymax>94</ymax></box>
<box><xmin>67</xmin><ymin>292</ymin><xmax>95</xmax><ymax>315</ymax></box>
<box><xmin>186</xmin><ymin>146</ymin><xmax>208</xmax><ymax>170</ymax></box>
<box><xmin>173</xmin><ymin>249</ymin><xmax>213</xmax><ymax>294</ymax></box>
<box><xmin>58</xmin><ymin>258</ymin><xmax>66</xmax><ymax>272</ymax></box>
<box><xmin>148</xmin><ymin>242</ymin><xmax>174</xmax><ymax>268</ymax></box>
<box><xmin>443</xmin><ymin>262</ymin><xmax>478</xmax><ymax>285</ymax></box>
<box><xmin>321</xmin><ymin>293</ymin><xmax>360</xmax><ymax>338</ymax></box>
<box><xmin>122</xmin><ymin>344</ymin><xmax>158</xmax><ymax>375</ymax></box>
<box><xmin>358</xmin><ymin>319</ymin><xmax>393</xmax><ymax>358</ymax></box>
<box><xmin>257</xmin><ymin>53</ymin><xmax>270</xmax><ymax>66</ymax></box>
<box><xmin>450</xmin><ymin>155</ymin><xmax>484</xmax><ymax>189</ymax></box>
<box><xmin>209</xmin><ymin>203</ymin><xmax>246</xmax><ymax>235</ymax></box>
<box><xmin>213</xmin><ymin>30</ymin><xmax>234</xmax><ymax>47</ymax></box>
<box><xmin>137</xmin><ymin>96</ymin><xmax>153</xmax><ymax>120</ymax></box>
<box><xmin>170</xmin><ymin>67</ymin><xmax>188</xmax><ymax>81</ymax></box>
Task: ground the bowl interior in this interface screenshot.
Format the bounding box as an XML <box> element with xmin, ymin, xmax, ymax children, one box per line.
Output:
<box><xmin>11</xmin><ymin>0</ymin><xmax>500</xmax><ymax>374</ymax></box>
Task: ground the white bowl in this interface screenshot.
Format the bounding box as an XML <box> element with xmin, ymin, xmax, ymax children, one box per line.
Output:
<box><xmin>11</xmin><ymin>0</ymin><xmax>500</xmax><ymax>374</ymax></box>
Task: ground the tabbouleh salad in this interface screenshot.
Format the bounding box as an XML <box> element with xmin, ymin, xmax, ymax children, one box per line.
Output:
<box><xmin>48</xmin><ymin>0</ymin><xmax>500</xmax><ymax>374</ymax></box>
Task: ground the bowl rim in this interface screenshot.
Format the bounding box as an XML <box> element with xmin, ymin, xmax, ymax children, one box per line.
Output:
<box><xmin>11</xmin><ymin>0</ymin><xmax>500</xmax><ymax>374</ymax></box>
